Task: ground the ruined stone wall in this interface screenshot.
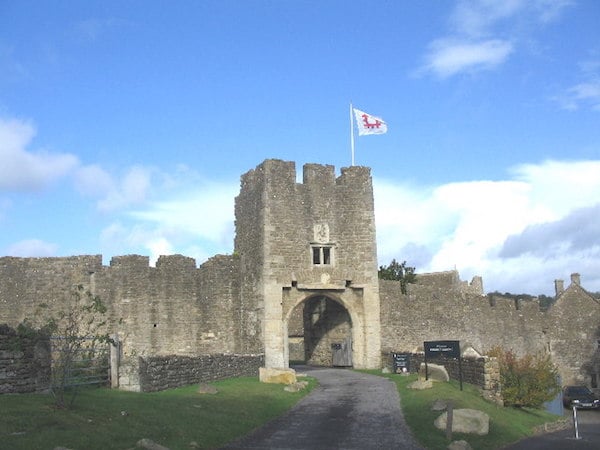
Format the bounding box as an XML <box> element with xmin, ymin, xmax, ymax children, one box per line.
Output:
<box><xmin>0</xmin><ymin>255</ymin><xmax>103</xmax><ymax>325</ymax></box>
<box><xmin>196</xmin><ymin>254</ymin><xmax>243</xmax><ymax>352</ymax></box>
<box><xmin>0</xmin><ymin>324</ymin><xmax>51</xmax><ymax>394</ymax></box>
<box><xmin>379</xmin><ymin>276</ymin><xmax>547</xmax><ymax>358</ymax></box>
<box><xmin>138</xmin><ymin>353</ymin><xmax>264</xmax><ymax>392</ymax></box>
<box><xmin>380</xmin><ymin>273</ymin><xmax>600</xmax><ymax>385</ymax></box>
<box><xmin>0</xmin><ymin>254</ymin><xmax>245</xmax><ymax>391</ymax></box>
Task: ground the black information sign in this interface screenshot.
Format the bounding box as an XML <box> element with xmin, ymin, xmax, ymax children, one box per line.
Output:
<box><xmin>424</xmin><ymin>340</ymin><xmax>460</xmax><ymax>359</ymax></box>
<box><xmin>391</xmin><ymin>353</ymin><xmax>410</xmax><ymax>373</ymax></box>
<box><xmin>423</xmin><ymin>340</ymin><xmax>463</xmax><ymax>390</ymax></box>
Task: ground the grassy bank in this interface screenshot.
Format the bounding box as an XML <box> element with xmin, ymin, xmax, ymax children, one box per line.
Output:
<box><xmin>0</xmin><ymin>376</ymin><xmax>315</xmax><ymax>450</ymax></box>
<box><xmin>379</xmin><ymin>372</ymin><xmax>563</xmax><ymax>449</ymax></box>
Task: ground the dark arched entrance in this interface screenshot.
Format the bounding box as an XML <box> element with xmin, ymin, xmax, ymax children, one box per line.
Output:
<box><xmin>288</xmin><ymin>295</ymin><xmax>353</xmax><ymax>367</ymax></box>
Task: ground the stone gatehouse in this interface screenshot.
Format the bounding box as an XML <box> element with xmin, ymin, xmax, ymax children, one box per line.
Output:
<box><xmin>1</xmin><ymin>159</ymin><xmax>598</xmax><ymax>391</ymax></box>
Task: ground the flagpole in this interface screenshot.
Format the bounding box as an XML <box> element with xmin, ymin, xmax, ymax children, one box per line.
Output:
<box><xmin>350</xmin><ymin>102</ymin><xmax>355</xmax><ymax>166</ymax></box>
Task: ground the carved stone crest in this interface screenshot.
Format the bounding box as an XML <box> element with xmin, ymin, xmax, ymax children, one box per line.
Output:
<box><xmin>314</xmin><ymin>223</ymin><xmax>329</xmax><ymax>243</ymax></box>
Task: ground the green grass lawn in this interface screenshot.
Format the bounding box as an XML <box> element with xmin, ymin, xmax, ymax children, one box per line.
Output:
<box><xmin>0</xmin><ymin>376</ymin><xmax>316</xmax><ymax>450</ymax></box>
<box><xmin>376</xmin><ymin>371</ymin><xmax>564</xmax><ymax>450</ymax></box>
<box><xmin>1</xmin><ymin>372</ymin><xmax>565</xmax><ymax>450</ymax></box>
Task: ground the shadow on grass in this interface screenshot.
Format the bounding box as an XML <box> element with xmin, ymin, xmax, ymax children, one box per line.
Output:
<box><xmin>1</xmin><ymin>376</ymin><xmax>317</xmax><ymax>450</ymax></box>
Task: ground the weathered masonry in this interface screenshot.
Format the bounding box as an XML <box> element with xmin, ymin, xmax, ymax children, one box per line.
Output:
<box><xmin>1</xmin><ymin>159</ymin><xmax>599</xmax><ymax>391</ymax></box>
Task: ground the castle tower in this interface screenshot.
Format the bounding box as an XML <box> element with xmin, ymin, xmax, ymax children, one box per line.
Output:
<box><xmin>234</xmin><ymin>160</ymin><xmax>381</xmax><ymax>369</ymax></box>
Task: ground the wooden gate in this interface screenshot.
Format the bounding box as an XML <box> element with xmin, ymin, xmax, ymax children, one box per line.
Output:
<box><xmin>50</xmin><ymin>337</ymin><xmax>111</xmax><ymax>388</ymax></box>
<box><xmin>332</xmin><ymin>337</ymin><xmax>353</xmax><ymax>367</ymax></box>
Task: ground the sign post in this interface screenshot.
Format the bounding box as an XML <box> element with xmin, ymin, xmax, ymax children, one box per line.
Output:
<box><xmin>424</xmin><ymin>340</ymin><xmax>462</xmax><ymax>390</ymax></box>
<box><xmin>391</xmin><ymin>353</ymin><xmax>410</xmax><ymax>374</ymax></box>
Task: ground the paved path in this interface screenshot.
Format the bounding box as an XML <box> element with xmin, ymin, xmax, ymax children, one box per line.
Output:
<box><xmin>503</xmin><ymin>409</ymin><xmax>600</xmax><ymax>450</ymax></box>
<box><xmin>220</xmin><ymin>366</ymin><xmax>423</xmax><ymax>450</ymax></box>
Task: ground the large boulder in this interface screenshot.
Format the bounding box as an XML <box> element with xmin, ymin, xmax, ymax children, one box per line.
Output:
<box><xmin>419</xmin><ymin>363</ymin><xmax>450</xmax><ymax>382</ymax></box>
<box><xmin>259</xmin><ymin>367</ymin><xmax>297</xmax><ymax>385</ymax></box>
<box><xmin>434</xmin><ymin>409</ymin><xmax>489</xmax><ymax>435</ymax></box>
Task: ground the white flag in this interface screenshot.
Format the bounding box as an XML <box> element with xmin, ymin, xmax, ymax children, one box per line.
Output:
<box><xmin>353</xmin><ymin>108</ymin><xmax>388</xmax><ymax>135</ymax></box>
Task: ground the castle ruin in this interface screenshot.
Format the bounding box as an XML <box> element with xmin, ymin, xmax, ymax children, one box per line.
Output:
<box><xmin>1</xmin><ymin>159</ymin><xmax>599</xmax><ymax>391</ymax></box>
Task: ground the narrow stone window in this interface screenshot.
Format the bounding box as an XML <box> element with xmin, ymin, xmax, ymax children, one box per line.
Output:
<box><xmin>592</xmin><ymin>373</ymin><xmax>598</xmax><ymax>389</ymax></box>
<box><xmin>312</xmin><ymin>247</ymin><xmax>321</xmax><ymax>264</ymax></box>
<box><xmin>323</xmin><ymin>247</ymin><xmax>331</xmax><ymax>265</ymax></box>
<box><xmin>311</xmin><ymin>245</ymin><xmax>333</xmax><ymax>265</ymax></box>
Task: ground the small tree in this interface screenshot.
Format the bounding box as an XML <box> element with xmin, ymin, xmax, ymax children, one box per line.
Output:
<box><xmin>488</xmin><ymin>346</ymin><xmax>560</xmax><ymax>408</ymax></box>
<box><xmin>378</xmin><ymin>259</ymin><xmax>417</xmax><ymax>294</ymax></box>
<box><xmin>27</xmin><ymin>285</ymin><xmax>114</xmax><ymax>409</ymax></box>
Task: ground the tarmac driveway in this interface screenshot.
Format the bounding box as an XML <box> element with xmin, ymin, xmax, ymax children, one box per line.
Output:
<box><xmin>503</xmin><ymin>408</ymin><xmax>600</xmax><ymax>450</ymax></box>
<box><xmin>220</xmin><ymin>366</ymin><xmax>423</xmax><ymax>450</ymax></box>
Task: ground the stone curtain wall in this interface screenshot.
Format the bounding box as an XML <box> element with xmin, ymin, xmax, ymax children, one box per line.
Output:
<box><xmin>380</xmin><ymin>273</ymin><xmax>600</xmax><ymax>386</ymax></box>
<box><xmin>0</xmin><ymin>255</ymin><xmax>103</xmax><ymax>325</ymax></box>
<box><xmin>379</xmin><ymin>277</ymin><xmax>547</xmax><ymax>359</ymax></box>
<box><xmin>138</xmin><ymin>354</ymin><xmax>264</xmax><ymax>392</ymax></box>
<box><xmin>0</xmin><ymin>253</ymin><xmax>248</xmax><ymax>392</ymax></box>
<box><xmin>0</xmin><ymin>324</ymin><xmax>51</xmax><ymax>394</ymax></box>
<box><xmin>443</xmin><ymin>357</ymin><xmax>500</xmax><ymax>391</ymax></box>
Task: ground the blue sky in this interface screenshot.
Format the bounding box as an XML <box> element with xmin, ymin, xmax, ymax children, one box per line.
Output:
<box><xmin>1</xmin><ymin>0</ymin><xmax>599</xmax><ymax>295</ymax></box>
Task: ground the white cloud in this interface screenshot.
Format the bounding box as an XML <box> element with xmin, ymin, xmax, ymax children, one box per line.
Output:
<box><xmin>534</xmin><ymin>0</ymin><xmax>574</xmax><ymax>23</ymax></box>
<box><xmin>0</xmin><ymin>117</ymin><xmax>79</xmax><ymax>191</ymax></box>
<box><xmin>510</xmin><ymin>160</ymin><xmax>600</xmax><ymax>213</ymax></box>
<box><xmin>97</xmin><ymin>180</ymin><xmax>238</xmax><ymax>265</ymax></box>
<box><xmin>558</xmin><ymin>78</ymin><xmax>600</xmax><ymax>111</ymax></box>
<box><xmin>450</xmin><ymin>0</ymin><xmax>524</xmax><ymax>37</ymax></box>
<box><xmin>423</xmin><ymin>39</ymin><xmax>513</xmax><ymax>78</ymax></box>
<box><xmin>374</xmin><ymin>159</ymin><xmax>600</xmax><ymax>295</ymax></box>
<box><xmin>5</xmin><ymin>239</ymin><xmax>58</xmax><ymax>257</ymax></box>
<box><xmin>420</xmin><ymin>0</ymin><xmax>572</xmax><ymax>78</ymax></box>
<box><xmin>75</xmin><ymin>164</ymin><xmax>155</xmax><ymax>212</ymax></box>
<box><xmin>129</xmin><ymin>181</ymin><xmax>237</xmax><ymax>243</ymax></box>
<box><xmin>74</xmin><ymin>164</ymin><xmax>115</xmax><ymax>197</ymax></box>
<box><xmin>99</xmin><ymin>166</ymin><xmax>153</xmax><ymax>210</ymax></box>
<box><xmin>146</xmin><ymin>237</ymin><xmax>174</xmax><ymax>265</ymax></box>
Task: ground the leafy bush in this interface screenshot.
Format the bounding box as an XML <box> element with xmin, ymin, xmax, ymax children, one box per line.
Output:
<box><xmin>378</xmin><ymin>259</ymin><xmax>416</xmax><ymax>294</ymax></box>
<box><xmin>23</xmin><ymin>285</ymin><xmax>115</xmax><ymax>409</ymax></box>
<box><xmin>488</xmin><ymin>346</ymin><xmax>560</xmax><ymax>408</ymax></box>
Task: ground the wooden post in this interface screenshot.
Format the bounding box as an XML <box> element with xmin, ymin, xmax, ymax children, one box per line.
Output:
<box><xmin>458</xmin><ymin>356</ymin><xmax>463</xmax><ymax>391</ymax></box>
<box><xmin>446</xmin><ymin>401</ymin><xmax>454</xmax><ymax>441</ymax></box>
<box><xmin>110</xmin><ymin>333</ymin><xmax>120</xmax><ymax>389</ymax></box>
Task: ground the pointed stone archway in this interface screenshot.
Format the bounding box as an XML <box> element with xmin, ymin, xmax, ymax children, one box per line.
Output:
<box><xmin>287</xmin><ymin>294</ymin><xmax>353</xmax><ymax>367</ymax></box>
<box><xmin>267</xmin><ymin>283</ymin><xmax>380</xmax><ymax>370</ymax></box>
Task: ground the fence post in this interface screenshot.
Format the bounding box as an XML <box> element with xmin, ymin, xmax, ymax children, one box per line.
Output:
<box><xmin>110</xmin><ymin>333</ymin><xmax>120</xmax><ymax>388</ymax></box>
<box><xmin>446</xmin><ymin>401</ymin><xmax>453</xmax><ymax>441</ymax></box>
